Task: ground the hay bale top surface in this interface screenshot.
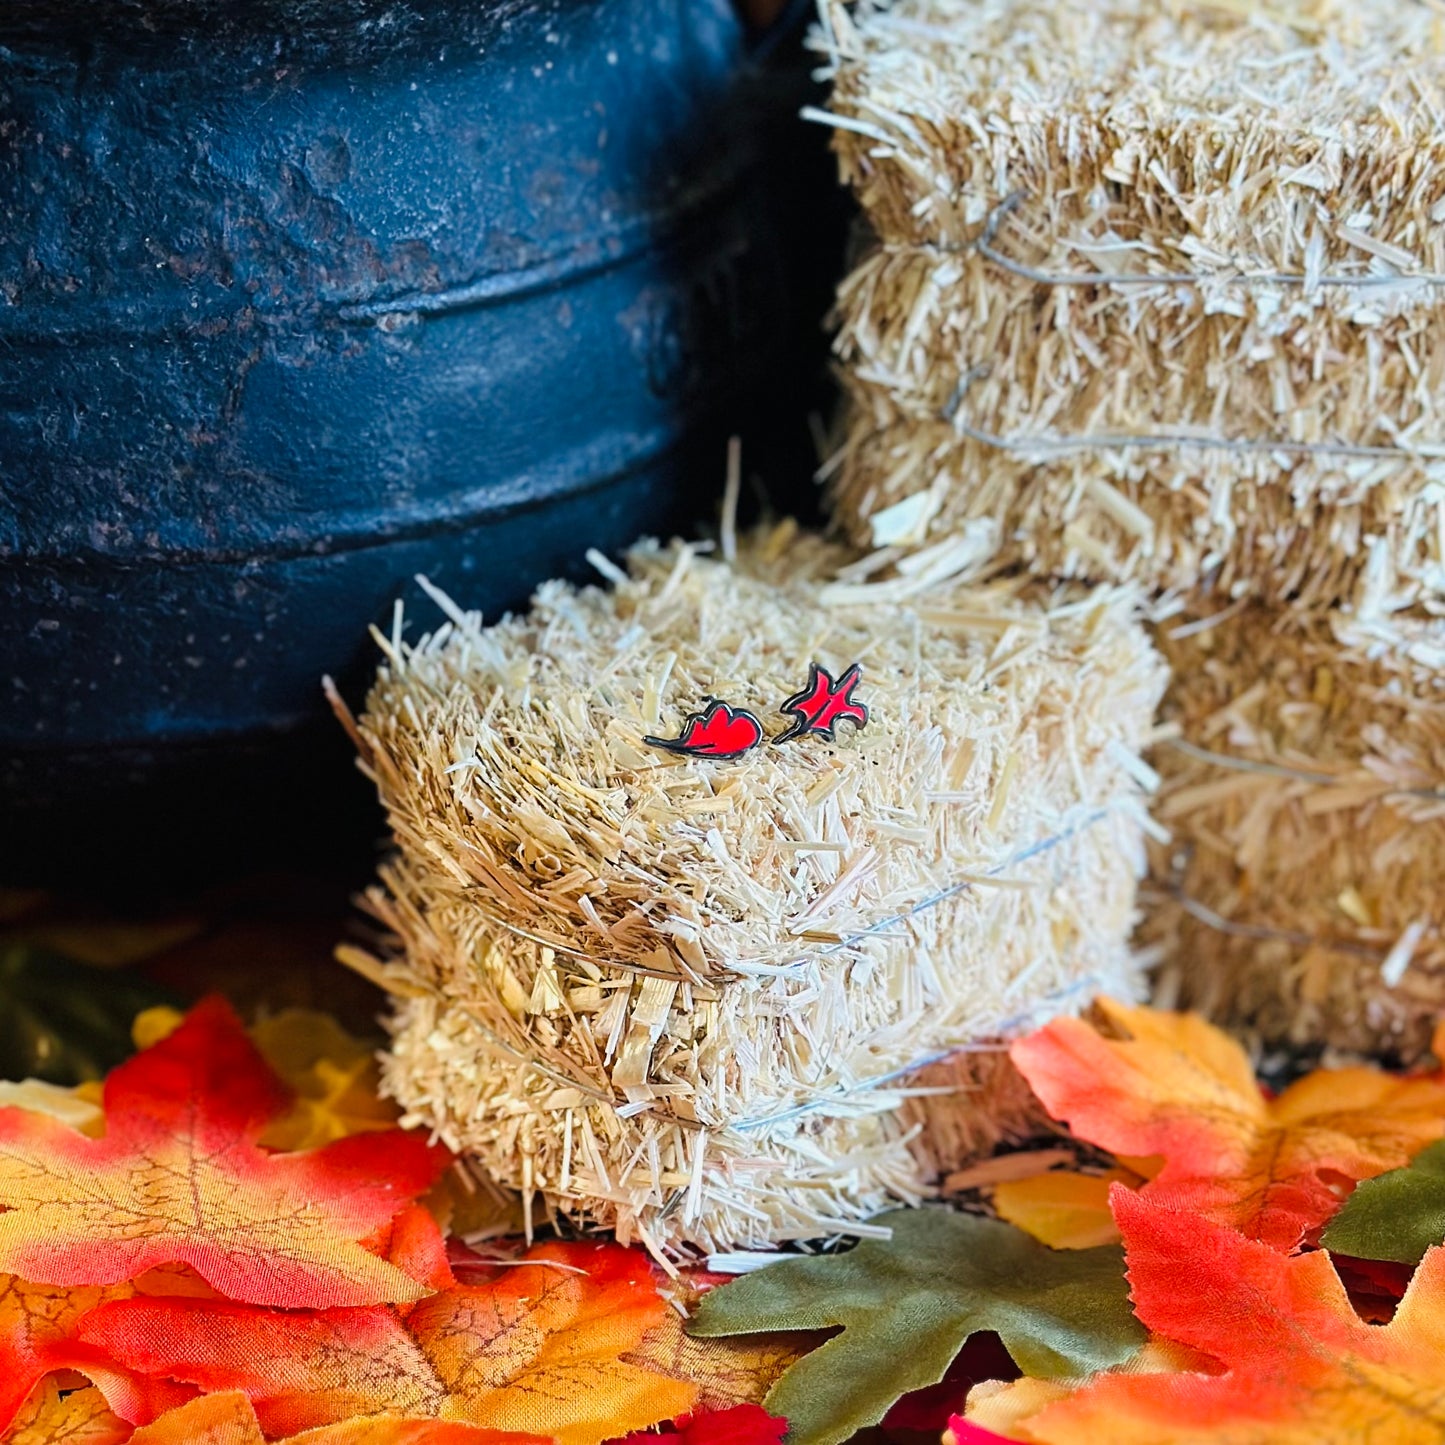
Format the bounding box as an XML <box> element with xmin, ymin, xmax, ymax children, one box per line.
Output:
<box><xmin>836</xmin><ymin>0</ymin><xmax>1442</xmax><ymax>128</ymax></box>
<box><xmin>359</xmin><ymin>526</ymin><xmax>1159</xmax><ymax>989</ymax></box>
<box><xmin>824</xmin><ymin>0</ymin><xmax>1445</xmax><ymax>287</ymax></box>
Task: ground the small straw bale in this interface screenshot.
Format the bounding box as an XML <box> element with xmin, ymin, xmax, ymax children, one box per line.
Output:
<box><xmin>347</xmin><ymin>525</ymin><xmax>1166</xmax><ymax>1255</ymax></box>
<box><xmin>817</xmin><ymin>0</ymin><xmax>1445</xmax><ymax>620</ymax></box>
<box><xmin>1145</xmin><ymin>602</ymin><xmax>1445</xmax><ymax>1061</ymax></box>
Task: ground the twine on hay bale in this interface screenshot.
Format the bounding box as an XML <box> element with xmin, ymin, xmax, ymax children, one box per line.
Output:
<box><xmin>1144</xmin><ymin>602</ymin><xmax>1445</xmax><ymax>1061</ymax></box>
<box><xmin>817</xmin><ymin>0</ymin><xmax>1445</xmax><ymax>620</ymax></box>
<box><xmin>339</xmin><ymin>524</ymin><xmax>1166</xmax><ymax>1255</ymax></box>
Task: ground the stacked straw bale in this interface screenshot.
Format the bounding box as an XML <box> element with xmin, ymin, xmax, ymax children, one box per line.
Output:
<box><xmin>1145</xmin><ymin>603</ymin><xmax>1445</xmax><ymax>1062</ymax></box>
<box><xmin>345</xmin><ymin>525</ymin><xmax>1166</xmax><ymax>1254</ymax></box>
<box><xmin>818</xmin><ymin>0</ymin><xmax>1445</xmax><ymax>1058</ymax></box>
<box><xmin>819</xmin><ymin>0</ymin><xmax>1445</xmax><ymax>621</ymax></box>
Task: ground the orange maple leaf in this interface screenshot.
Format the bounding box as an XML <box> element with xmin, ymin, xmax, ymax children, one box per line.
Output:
<box><xmin>968</xmin><ymin>1187</ymin><xmax>1445</xmax><ymax>1442</ymax></box>
<box><xmin>126</xmin><ymin>1391</ymin><xmax>266</xmax><ymax>1445</ymax></box>
<box><xmin>0</xmin><ymin>997</ymin><xmax>450</xmax><ymax>1308</ymax></box>
<box><xmin>0</xmin><ymin>1273</ymin><xmax>195</xmax><ymax>1435</ymax></box>
<box><xmin>279</xmin><ymin>1421</ymin><xmax>551</xmax><ymax>1445</ymax></box>
<box><xmin>120</xmin><ymin>1390</ymin><xmax>547</xmax><ymax>1445</ymax></box>
<box><xmin>81</xmin><ymin>1233</ymin><xmax>698</xmax><ymax>1445</ymax></box>
<box><xmin>1010</xmin><ymin>998</ymin><xmax>1445</xmax><ymax>1250</ymax></box>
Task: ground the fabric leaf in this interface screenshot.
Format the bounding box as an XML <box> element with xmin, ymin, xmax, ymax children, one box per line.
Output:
<box><xmin>1321</xmin><ymin>1136</ymin><xmax>1445</xmax><ymax>1264</ymax></box>
<box><xmin>625</xmin><ymin>1270</ymin><xmax>818</xmax><ymax>1411</ymax></box>
<box><xmin>0</xmin><ymin>1079</ymin><xmax>105</xmax><ymax>1136</ymax></box>
<box><xmin>281</xmin><ymin>1422</ymin><xmax>550</xmax><ymax>1445</ymax></box>
<box><xmin>4</xmin><ymin>1381</ymin><xmax>133</xmax><ymax>1445</ymax></box>
<box><xmin>685</xmin><ymin>1208</ymin><xmax>1142</xmax><ymax>1445</ymax></box>
<box><xmin>611</xmin><ymin>1404</ymin><xmax>789</xmax><ymax>1445</ymax></box>
<box><xmin>123</xmin><ymin>1393</ymin><xmax>546</xmax><ymax>1445</ymax></box>
<box><xmin>992</xmin><ymin>1169</ymin><xmax>1142</xmax><ymax>1250</ymax></box>
<box><xmin>1010</xmin><ymin>998</ymin><xmax>1445</xmax><ymax>1250</ymax></box>
<box><xmin>127</xmin><ymin>1391</ymin><xmax>266</xmax><ymax>1444</ymax></box>
<box><xmin>0</xmin><ymin>996</ymin><xmax>449</xmax><ymax>1308</ymax></box>
<box><xmin>81</xmin><ymin>1236</ymin><xmax>697</xmax><ymax>1445</ymax></box>
<box><xmin>976</xmin><ymin>1186</ymin><xmax>1445</xmax><ymax>1442</ymax></box>
<box><xmin>0</xmin><ymin>1273</ymin><xmax>193</xmax><ymax>1434</ymax></box>
<box><xmin>250</xmin><ymin>1009</ymin><xmax>400</xmax><ymax>1151</ymax></box>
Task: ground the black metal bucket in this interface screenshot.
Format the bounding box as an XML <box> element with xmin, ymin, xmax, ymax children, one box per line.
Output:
<box><xmin>0</xmin><ymin>0</ymin><xmax>827</xmax><ymax>884</ymax></box>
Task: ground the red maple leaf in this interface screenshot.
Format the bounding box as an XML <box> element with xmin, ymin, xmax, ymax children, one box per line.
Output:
<box><xmin>610</xmin><ymin>1403</ymin><xmax>789</xmax><ymax>1445</ymax></box>
<box><xmin>645</xmin><ymin>701</ymin><xmax>764</xmax><ymax>759</ymax></box>
<box><xmin>775</xmin><ymin>664</ymin><xmax>868</xmax><ymax>743</ymax></box>
<box><xmin>0</xmin><ymin>996</ymin><xmax>451</xmax><ymax>1309</ymax></box>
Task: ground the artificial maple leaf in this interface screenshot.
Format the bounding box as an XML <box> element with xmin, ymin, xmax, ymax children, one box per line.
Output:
<box><xmin>250</xmin><ymin>1009</ymin><xmax>400</xmax><ymax>1151</ymax></box>
<box><xmin>131</xmin><ymin>1003</ymin><xmax>400</xmax><ymax>1151</ymax></box>
<box><xmin>960</xmin><ymin>1339</ymin><xmax>1214</xmax><ymax>1441</ymax></box>
<box><xmin>4</xmin><ymin>1380</ymin><xmax>132</xmax><ymax>1445</ymax></box>
<box><xmin>944</xmin><ymin>1421</ymin><xmax>1018</xmax><ymax>1445</ymax></box>
<box><xmin>121</xmin><ymin>1392</ymin><xmax>546</xmax><ymax>1445</ymax></box>
<box><xmin>81</xmin><ymin>1236</ymin><xmax>697</xmax><ymax>1445</ymax></box>
<box><xmin>992</xmin><ymin>1168</ymin><xmax>1146</xmax><ymax>1250</ymax></box>
<box><xmin>1010</xmin><ymin>998</ymin><xmax>1445</xmax><ymax>1250</ymax></box>
<box><xmin>0</xmin><ymin>1078</ymin><xmax>104</xmax><ymax>1136</ymax></box>
<box><xmin>126</xmin><ymin>1391</ymin><xmax>265</xmax><ymax>1445</ymax></box>
<box><xmin>685</xmin><ymin>1209</ymin><xmax>1142</xmax><ymax>1445</ymax></box>
<box><xmin>1322</xmin><ymin>1136</ymin><xmax>1445</xmax><ymax>1266</ymax></box>
<box><xmin>369</xmin><ymin>1203</ymin><xmax>460</xmax><ymax>1297</ymax></box>
<box><xmin>0</xmin><ymin>996</ymin><xmax>449</xmax><ymax>1309</ymax></box>
<box><xmin>281</xmin><ymin>1422</ymin><xmax>549</xmax><ymax>1445</ymax></box>
<box><xmin>0</xmin><ymin>1272</ymin><xmax>194</xmax><ymax>1435</ymax></box>
<box><xmin>625</xmin><ymin>1270</ymin><xmax>818</xmax><ymax>1411</ymax></box>
<box><xmin>969</xmin><ymin>1187</ymin><xmax>1445</xmax><ymax>1442</ymax></box>
<box><xmin>611</xmin><ymin>1403</ymin><xmax>789</xmax><ymax>1445</ymax></box>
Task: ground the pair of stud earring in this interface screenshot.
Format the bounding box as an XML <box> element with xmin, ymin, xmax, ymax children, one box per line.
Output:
<box><xmin>644</xmin><ymin>662</ymin><xmax>869</xmax><ymax>760</ymax></box>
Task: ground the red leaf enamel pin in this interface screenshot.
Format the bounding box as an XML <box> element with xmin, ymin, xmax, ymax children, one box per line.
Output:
<box><xmin>644</xmin><ymin>699</ymin><xmax>765</xmax><ymax>759</ymax></box>
<box><xmin>776</xmin><ymin>662</ymin><xmax>869</xmax><ymax>743</ymax></box>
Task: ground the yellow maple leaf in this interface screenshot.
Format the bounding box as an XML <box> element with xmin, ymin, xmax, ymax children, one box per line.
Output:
<box><xmin>249</xmin><ymin>1009</ymin><xmax>400</xmax><ymax>1151</ymax></box>
<box><xmin>125</xmin><ymin>1391</ymin><xmax>263</xmax><ymax>1445</ymax></box>
<box><xmin>123</xmin><ymin>1392</ymin><xmax>551</xmax><ymax>1445</ymax></box>
<box><xmin>993</xmin><ymin>1168</ymin><xmax>1143</xmax><ymax>1250</ymax></box>
<box><xmin>5</xmin><ymin>1381</ymin><xmax>133</xmax><ymax>1445</ymax></box>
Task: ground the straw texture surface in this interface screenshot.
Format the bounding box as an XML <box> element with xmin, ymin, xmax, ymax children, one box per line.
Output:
<box><xmin>1146</xmin><ymin>603</ymin><xmax>1445</xmax><ymax>1061</ymax></box>
<box><xmin>345</xmin><ymin>526</ymin><xmax>1165</xmax><ymax>1254</ymax></box>
<box><xmin>821</xmin><ymin>0</ymin><xmax>1445</xmax><ymax>620</ymax></box>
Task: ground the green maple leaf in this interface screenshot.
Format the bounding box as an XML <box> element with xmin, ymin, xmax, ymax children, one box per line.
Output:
<box><xmin>686</xmin><ymin>1207</ymin><xmax>1144</xmax><ymax>1445</ymax></box>
<box><xmin>1322</xmin><ymin>1137</ymin><xmax>1445</xmax><ymax>1265</ymax></box>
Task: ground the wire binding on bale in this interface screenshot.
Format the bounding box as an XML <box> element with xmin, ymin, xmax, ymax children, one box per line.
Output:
<box><xmin>817</xmin><ymin>0</ymin><xmax>1445</xmax><ymax>622</ymax></box>
<box><xmin>1144</xmin><ymin>602</ymin><xmax>1445</xmax><ymax>1061</ymax></box>
<box><xmin>343</xmin><ymin>525</ymin><xmax>1166</xmax><ymax>1255</ymax></box>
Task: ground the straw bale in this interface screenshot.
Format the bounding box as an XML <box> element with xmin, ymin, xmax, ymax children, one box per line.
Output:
<box><xmin>347</xmin><ymin>525</ymin><xmax>1166</xmax><ymax>1255</ymax></box>
<box><xmin>818</xmin><ymin>0</ymin><xmax>1445</xmax><ymax>617</ymax></box>
<box><xmin>1145</xmin><ymin>602</ymin><xmax>1445</xmax><ymax>1061</ymax></box>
